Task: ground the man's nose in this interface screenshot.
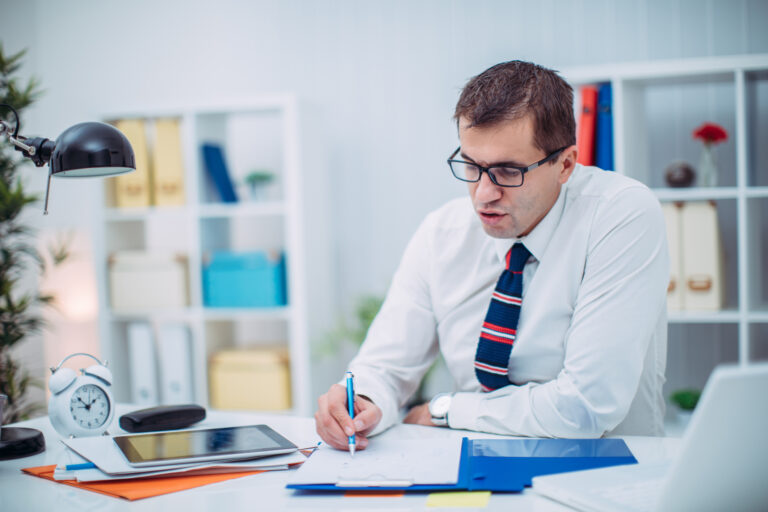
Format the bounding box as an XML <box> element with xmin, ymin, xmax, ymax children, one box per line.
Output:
<box><xmin>474</xmin><ymin>170</ymin><xmax>503</xmax><ymax>202</ymax></box>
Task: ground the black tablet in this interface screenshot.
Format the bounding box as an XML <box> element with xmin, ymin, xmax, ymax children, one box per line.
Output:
<box><xmin>113</xmin><ymin>424</ymin><xmax>297</xmax><ymax>467</ymax></box>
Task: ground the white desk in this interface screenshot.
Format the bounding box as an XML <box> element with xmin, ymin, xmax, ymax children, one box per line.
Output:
<box><xmin>0</xmin><ymin>408</ymin><xmax>680</xmax><ymax>511</ymax></box>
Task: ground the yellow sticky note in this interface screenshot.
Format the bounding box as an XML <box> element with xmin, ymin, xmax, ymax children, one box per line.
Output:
<box><xmin>426</xmin><ymin>491</ymin><xmax>491</xmax><ymax>508</ymax></box>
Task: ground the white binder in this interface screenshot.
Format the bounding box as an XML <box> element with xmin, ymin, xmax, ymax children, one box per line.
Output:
<box><xmin>127</xmin><ymin>323</ymin><xmax>159</xmax><ymax>405</ymax></box>
<box><xmin>680</xmin><ymin>201</ymin><xmax>724</xmax><ymax>311</ymax></box>
<box><xmin>661</xmin><ymin>202</ymin><xmax>683</xmax><ymax>310</ymax></box>
<box><xmin>157</xmin><ymin>324</ymin><xmax>194</xmax><ymax>404</ymax></box>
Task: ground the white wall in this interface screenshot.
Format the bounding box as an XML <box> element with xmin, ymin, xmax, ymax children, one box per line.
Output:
<box><xmin>2</xmin><ymin>0</ymin><xmax>767</xmax><ymax>405</ymax></box>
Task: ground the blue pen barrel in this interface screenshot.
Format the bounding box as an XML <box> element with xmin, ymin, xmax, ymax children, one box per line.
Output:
<box><xmin>345</xmin><ymin>371</ymin><xmax>355</xmax><ymax>453</ymax></box>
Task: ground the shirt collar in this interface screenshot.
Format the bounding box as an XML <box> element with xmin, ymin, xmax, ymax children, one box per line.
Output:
<box><xmin>492</xmin><ymin>176</ymin><xmax>570</xmax><ymax>264</ymax></box>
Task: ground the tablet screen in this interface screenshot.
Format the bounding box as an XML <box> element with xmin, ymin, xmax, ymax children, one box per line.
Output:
<box><xmin>113</xmin><ymin>424</ymin><xmax>296</xmax><ymax>464</ymax></box>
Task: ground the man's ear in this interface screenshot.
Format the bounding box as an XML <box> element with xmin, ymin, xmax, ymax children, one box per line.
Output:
<box><xmin>558</xmin><ymin>145</ymin><xmax>578</xmax><ymax>184</ymax></box>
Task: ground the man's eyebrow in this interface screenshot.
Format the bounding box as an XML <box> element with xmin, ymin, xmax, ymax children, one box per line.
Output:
<box><xmin>459</xmin><ymin>151</ymin><xmax>525</xmax><ymax>168</ymax></box>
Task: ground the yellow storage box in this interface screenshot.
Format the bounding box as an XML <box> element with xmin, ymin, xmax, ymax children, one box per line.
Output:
<box><xmin>209</xmin><ymin>347</ymin><xmax>291</xmax><ymax>410</ymax></box>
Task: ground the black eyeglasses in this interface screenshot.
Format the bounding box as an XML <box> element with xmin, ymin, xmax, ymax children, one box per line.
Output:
<box><xmin>447</xmin><ymin>146</ymin><xmax>567</xmax><ymax>187</ymax></box>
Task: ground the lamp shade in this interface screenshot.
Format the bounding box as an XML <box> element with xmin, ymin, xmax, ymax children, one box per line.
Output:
<box><xmin>50</xmin><ymin>122</ymin><xmax>135</xmax><ymax>177</ymax></box>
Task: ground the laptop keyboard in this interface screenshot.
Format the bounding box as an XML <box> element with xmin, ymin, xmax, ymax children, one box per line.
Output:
<box><xmin>594</xmin><ymin>478</ymin><xmax>664</xmax><ymax>512</ymax></box>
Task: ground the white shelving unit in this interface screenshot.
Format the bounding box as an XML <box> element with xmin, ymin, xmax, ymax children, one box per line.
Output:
<box><xmin>95</xmin><ymin>95</ymin><xmax>331</xmax><ymax>416</ymax></box>
<box><xmin>562</xmin><ymin>54</ymin><xmax>768</xmax><ymax>395</ymax></box>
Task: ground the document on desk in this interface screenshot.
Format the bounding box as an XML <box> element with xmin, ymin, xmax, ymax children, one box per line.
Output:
<box><xmin>288</xmin><ymin>438</ymin><xmax>462</xmax><ymax>488</ymax></box>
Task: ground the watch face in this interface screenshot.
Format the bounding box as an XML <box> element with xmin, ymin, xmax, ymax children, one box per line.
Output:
<box><xmin>69</xmin><ymin>384</ymin><xmax>111</xmax><ymax>429</ymax></box>
<box><xmin>431</xmin><ymin>393</ymin><xmax>452</xmax><ymax>417</ymax></box>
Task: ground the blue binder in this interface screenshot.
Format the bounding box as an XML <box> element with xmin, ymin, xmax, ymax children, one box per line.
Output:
<box><xmin>595</xmin><ymin>83</ymin><xmax>614</xmax><ymax>171</ymax></box>
<box><xmin>463</xmin><ymin>438</ymin><xmax>636</xmax><ymax>491</ymax></box>
<box><xmin>201</xmin><ymin>143</ymin><xmax>238</xmax><ymax>203</ymax></box>
<box><xmin>286</xmin><ymin>437</ymin><xmax>637</xmax><ymax>493</ymax></box>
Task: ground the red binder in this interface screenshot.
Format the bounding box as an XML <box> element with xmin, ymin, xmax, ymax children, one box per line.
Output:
<box><xmin>577</xmin><ymin>86</ymin><xmax>598</xmax><ymax>166</ymax></box>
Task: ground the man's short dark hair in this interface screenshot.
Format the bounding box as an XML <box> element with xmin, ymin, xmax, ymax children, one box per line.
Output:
<box><xmin>454</xmin><ymin>60</ymin><xmax>576</xmax><ymax>155</ymax></box>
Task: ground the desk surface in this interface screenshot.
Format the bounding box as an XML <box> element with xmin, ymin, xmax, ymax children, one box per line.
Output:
<box><xmin>0</xmin><ymin>407</ymin><xmax>680</xmax><ymax>511</ymax></box>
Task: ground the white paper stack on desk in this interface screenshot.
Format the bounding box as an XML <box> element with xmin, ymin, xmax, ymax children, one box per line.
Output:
<box><xmin>55</xmin><ymin>424</ymin><xmax>310</xmax><ymax>483</ymax></box>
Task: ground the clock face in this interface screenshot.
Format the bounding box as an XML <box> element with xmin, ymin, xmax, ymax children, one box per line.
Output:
<box><xmin>69</xmin><ymin>384</ymin><xmax>111</xmax><ymax>429</ymax></box>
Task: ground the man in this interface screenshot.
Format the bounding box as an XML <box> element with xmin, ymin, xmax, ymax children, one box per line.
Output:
<box><xmin>316</xmin><ymin>60</ymin><xmax>668</xmax><ymax>451</ymax></box>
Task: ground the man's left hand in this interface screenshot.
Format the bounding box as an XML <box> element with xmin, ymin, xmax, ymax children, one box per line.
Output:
<box><xmin>403</xmin><ymin>402</ymin><xmax>438</xmax><ymax>426</ymax></box>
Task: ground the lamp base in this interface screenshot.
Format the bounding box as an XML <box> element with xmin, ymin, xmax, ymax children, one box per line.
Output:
<box><xmin>0</xmin><ymin>427</ymin><xmax>46</xmax><ymax>460</ymax></box>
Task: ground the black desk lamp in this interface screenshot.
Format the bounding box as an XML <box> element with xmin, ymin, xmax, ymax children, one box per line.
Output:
<box><xmin>0</xmin><ymin>103</ymin><xmax>135</xmax><ymax>214</ymax></box>
<box><xmin>0</xmin><ymin>105</ymin><xmax>134</xmax><ymax>459</ymax></box>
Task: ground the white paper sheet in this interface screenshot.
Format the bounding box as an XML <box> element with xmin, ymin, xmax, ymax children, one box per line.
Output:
<box><xmin>73</xmin><ymin>458</ymin><xmax>296</xmax><ymax>482</ymax></box>
<box><xmin>288</xmin><ymin>438</ymin><xmax>462</xmax><ymax>487</ymax></box>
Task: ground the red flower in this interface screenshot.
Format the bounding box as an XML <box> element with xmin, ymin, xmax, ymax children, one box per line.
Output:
<box><xmin>693</xmin><ymin>123</ymin><xmax>728</xmax><ymax>145</ymax></box>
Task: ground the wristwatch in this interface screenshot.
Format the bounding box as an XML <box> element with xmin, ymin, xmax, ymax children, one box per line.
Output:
<box><xmin>429</xmin><ymin>393</ymin><xmax>453</xmax><ymax>427</ymax></box>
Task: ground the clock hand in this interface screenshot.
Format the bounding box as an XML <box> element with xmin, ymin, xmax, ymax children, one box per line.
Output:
<box><xmin>78</xmin><ymin>396</ymin><xmax>92</xmax><ymax>411</ymax></box>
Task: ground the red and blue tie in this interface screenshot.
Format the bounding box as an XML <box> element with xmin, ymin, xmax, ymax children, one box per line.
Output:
<box><xmin>474</xmin><ymin>242</ymin><xmax>530</xmax><ymax>391</ymax></box>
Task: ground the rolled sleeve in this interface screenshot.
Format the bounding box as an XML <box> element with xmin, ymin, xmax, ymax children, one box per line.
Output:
<box><xmin>347</xmin><ymin>215</ymin><xmax>440</xmax><ymax>435</ymax></box>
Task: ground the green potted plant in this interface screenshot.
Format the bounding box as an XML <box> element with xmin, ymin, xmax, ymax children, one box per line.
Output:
<box><xmin>244</xmin><ymin>170</ymin><xmax>274</xmax><ymax>200</ymax></box>
<box><xmin>670</xmin><ymin>389</ymin><xmax>701</xmax><ymax>411</ymax></box>
<box><xmin>1</xmin><ymin>44</ymin><xmax>68</xmax><ymax>424</ymax></box>
<box><xmin>669</xmin><ymin>388</ymin><xmax>701</xmax><ymax>429</ymax></box>
<box><xmin>318</xmin><ymin>295</ymin><xmax>384</xmax><ymax>357</ymax></box>
<box><xmin>317</xmin><ymin>294</ymin><xmax>440</xmax><ymax>406</ymax></box>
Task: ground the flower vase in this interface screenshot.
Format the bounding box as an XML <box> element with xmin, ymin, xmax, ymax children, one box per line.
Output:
<box><xmin>248</xmin><ymin>183</ymin><xmax>268</xmax><ymax>201</ymax></box>
<box><xmin>697</xmin><ymin>144</ymin><xmax>718</xmax><ymax>187</ymax></box>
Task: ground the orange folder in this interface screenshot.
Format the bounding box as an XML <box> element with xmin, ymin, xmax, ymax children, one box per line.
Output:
<box><xmin>23</xmin><ymin>465</ymin><xmax>264</xmax><ymax>501</ymax></box>
<box><xmin>577</xmin><ymin>86</ymin><xmax>598</xmax><ymax>166</ymax></box>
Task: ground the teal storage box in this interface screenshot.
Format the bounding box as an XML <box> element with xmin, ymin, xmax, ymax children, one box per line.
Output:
<box><xmin>203</xmin><ymin>251</ymin><xmax>287</xmax><ymax>307</ymax></box>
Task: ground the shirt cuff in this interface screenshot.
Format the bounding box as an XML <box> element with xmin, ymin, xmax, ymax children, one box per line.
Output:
<box><xmin>447</xmin><ymin>391</ymin><xmax>481</xmax><ymax>431</ymax></box>
<box><xmin>357</xmin><ymin>387</ymin><xmax>398</xmax><ymax>437</ymax></box>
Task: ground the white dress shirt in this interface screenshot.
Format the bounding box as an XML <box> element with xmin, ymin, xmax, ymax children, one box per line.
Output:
<box><xmin>349</xmin><ymin>164</ymin><xmax>669</xmax><ymax>438</ymax></box>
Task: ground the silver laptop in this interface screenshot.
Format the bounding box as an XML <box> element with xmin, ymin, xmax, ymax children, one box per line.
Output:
<box><xmin>532</xmin><ymin>363</ymin><xmax>768</xmax><ymax>512</ymax></box>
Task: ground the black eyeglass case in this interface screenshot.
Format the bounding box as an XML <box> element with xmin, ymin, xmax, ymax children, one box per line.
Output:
<box><xmin>119</xmin><ymin>404</ymin><xmax>207</xmax><ymax>433</ymax></box>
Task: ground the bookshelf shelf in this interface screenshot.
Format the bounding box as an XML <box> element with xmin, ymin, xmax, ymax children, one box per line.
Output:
<box><xmin>745</xmin><ymin>187</ymin><xmax>768</xmax><ymax>199</ymax></box>
<box><xmin>96</xmin><ymin>96</ymin><xmax>331</xmax><ymax>416</ymax></box>
<box><xmin>668</xmin><ymin>310</ymin><xmax>741</xmax><ymax>324</ymax></box>
<box><xmin>201</xmin><ymin>306</ymin><xmax>293</xmax><ymax>321</ymax></box>
<box><xmin>198</xmin><ymin>201</ymin><xmax>287</xmax><ymax>218</ymax></box>
<box><xmin>653</xmin><ymin>187</ymin><xmax>739</xmax><ymax>202</ymax></box>
<box><xmin>105</xmin><ymin>206</ymin><xmax>190</xmax><ymax>222</ymax></box>
<box><xmin>748</xmin><ymin>311</ymin><xmax>768</xmax><ymax>323</ymax></box>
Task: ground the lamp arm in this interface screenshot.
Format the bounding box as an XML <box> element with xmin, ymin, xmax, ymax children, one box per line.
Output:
<box><xmin>0</xmin><ymin>120</ymin><xmax>56</xmax><ymax>167</ymax></box>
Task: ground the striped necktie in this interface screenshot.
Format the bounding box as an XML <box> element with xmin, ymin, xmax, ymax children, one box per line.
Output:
<box><xmin>474</xmin><ymin>242</ymin><xmax>530</xmax><ymax>391</ymax></box>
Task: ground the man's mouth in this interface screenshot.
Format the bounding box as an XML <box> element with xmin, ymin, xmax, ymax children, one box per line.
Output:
<box><xmin>477</xmin><ymin>209</ymin><xmax>507</xmax><ymax>225</ymax></box>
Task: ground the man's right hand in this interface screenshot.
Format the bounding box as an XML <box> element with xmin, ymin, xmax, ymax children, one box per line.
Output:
<box><xmin>315</xmin><ymin>384</ymin><xmax>382</xmax><ymax>451</ymax></box>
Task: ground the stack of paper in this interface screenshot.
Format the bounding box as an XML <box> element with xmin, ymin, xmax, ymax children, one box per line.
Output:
<box><xmin>55</xmin><ymin>431</ymin><xmax>308</xmax><ymax>483</ymax></box>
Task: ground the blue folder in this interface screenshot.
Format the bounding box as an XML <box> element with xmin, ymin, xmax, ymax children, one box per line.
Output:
<box><xmin>286</xmin><ymin>437</ymin><xmax>637</xmax><ymax>493</ymax></box>
<box><xmin>201</xmin><ymin>143</ymin><xmax>238</xmax><ymax>203</ymax></box>
<box><xmin>595</xmin><ymin>83</ymin><xmax>614</xmax><ymax>171</ymax></box>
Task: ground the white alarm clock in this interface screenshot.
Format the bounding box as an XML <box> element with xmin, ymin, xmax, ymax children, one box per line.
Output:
<box><xmin>48</xmin><ymin>353</ymin><xmax>115</xmax><ymax>438</ymax></box>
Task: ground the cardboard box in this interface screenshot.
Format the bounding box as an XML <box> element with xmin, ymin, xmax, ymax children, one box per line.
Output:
<box><xmin>209</xmin><ymin>347</ymin><xmax>291</xmax><ymax>410</ymax></box>
<box><xmin>109</xmin><ymin>251</ymin><xmax>189</xmax><ymax>312</ymax></box>
<box><xmin>203</xmin><ymin>251</ymin><xmax>287</xmax><ymax>308</ymax></box>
